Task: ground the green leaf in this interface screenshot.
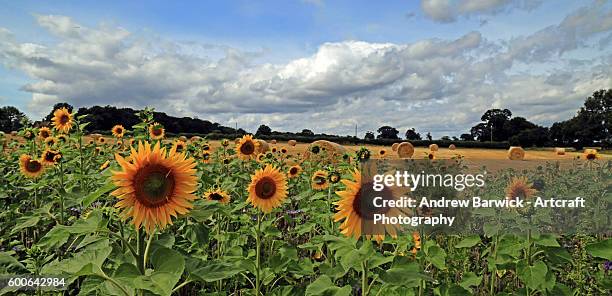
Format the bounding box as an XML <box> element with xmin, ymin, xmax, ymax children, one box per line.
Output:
<box><xmin>517</xmin><ymin>260</ymin><xmax>548</xmax><ymax>291</ymax></box>
<box><xmin>483</xmin><ymin>224</ymin><xmax>500</xmax><ymax>238</ymax></box>
<box><xmin>455</xmin><ymin>235</ymin><xmax>481</xmax><ymax>248</ymax></box>
<box><xmin>380</xmin><ymin>267</ymin><xmax>432</xmax><ymax>288</ymax></box>
<box><xmin>82</xmin><ymin>182</ymin><xmax>115</xmax><ymax>207</ymax></box>
<box><xmin>190</xmin><ymin>260</ymin><xmax>246</xmax><ymax>282</ymax></box>
<box><xmin>305</xmin><ymin>275</ymin><xmax>351</xmax><ymax>296</ymax></box>
<box><xmin>586</xmin><ymin>239</ymin><xmax>612</xmax><ymax>260</ymax></box>
<box><xmin>0</xmin><ymin>252</ymin><xmax>27</xmax><ymax>273</ymax></box>
<box><xmin>11</xmin><ymin>215</ymin><xmax>40</xmax><ymax>234</ymax></box>
<box><xmin>459</xmin><ymin>272</ymin><xmax>482</xmax><ymax>289</ymax></box>
<box><xmin>423</xmin><ymin>241</ymin><xmax>446</xmax><ymax>270</ymax></box>
<box><xmin>533</xmin><ymin>234</ymin><xmax>560</xmax><ymax>247</ymax></box>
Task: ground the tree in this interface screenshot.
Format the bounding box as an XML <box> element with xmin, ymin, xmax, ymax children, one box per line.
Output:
<box><xmin>44</xmin><ymin>102</ymin><xmax>74</xmax><ymax>122</ymax></box>
<box><xmin>256</xmin><ymin>124</ymin><xmax>272</xmax><ymax>136</ymax></box>
<box><xmin>460</xmin><ymin>133</ymin><xmax>474</xmax><ymax>141</ymax></box>
<box><xmin>376</xmin><ymin>126</ymin><xmax>399</xmax><ymax>139</ymax></box>
<box><xmin>404</xmin><ymin>128</ymin><xmax>422</xmax><ymax>140</ymax></box>
<box><xmin>300</xmin><ymin>129</ymin><xmax>315</xmax><ymax>137</ymax></box>
<box><xmin>0</xmin><ymin>106</ymin><xmax>28</xmax><ymax>132</ymax></box>
<box><xmin>426</xmin><ymin>132</ymin><xmax>432</xmax><ymax>141</ymax></box>
<box><xmin>364</xmin><ymin>131</ymin><xmax>375</xmax><ymax>140</ymax></box>
<box><xmin>440</xmin><ymin>136</ymin><xmax>451</xmax><ymax>141</ymax></box>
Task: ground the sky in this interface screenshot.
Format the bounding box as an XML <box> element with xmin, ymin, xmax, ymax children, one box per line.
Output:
<box><xmin>0</xmin><ymin>0</ymin><xmax>610</xmax><ymax>137</ymax></box>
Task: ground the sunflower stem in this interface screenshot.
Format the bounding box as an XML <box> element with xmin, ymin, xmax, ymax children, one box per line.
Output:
<box><xmin>136</xmin><ymin>229</ymin><xmax>145</xmax><ymax>274</ymax></box>
<box><xmin>361</xmin><ymin>260</ymin><xmax>369</xmax><ymax>296</ymax></box>
<box><xmin>143</xmin><ymin>228</ymin><xmax>155</xmax><ymax>269</ymax></box>
<box><xmin>255</xmin><ymin>211</ymin><xmax>262</xmax><ymax>296</ymax></box>
<box><xmin>58</xmin><ymin>161</ymin><xmax>65</xmax><ymax>225</ymax></box>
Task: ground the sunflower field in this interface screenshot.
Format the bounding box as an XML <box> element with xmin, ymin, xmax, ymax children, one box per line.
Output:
<box><xmin>0</xmin><ymin>107</ymin><xmax>610</xmax><ymax>296</ymax></box>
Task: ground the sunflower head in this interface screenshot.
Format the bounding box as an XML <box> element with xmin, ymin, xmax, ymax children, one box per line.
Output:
<box><xmin>310</xmin><ymin>145</ymin><xmax>321</xmax><ymax>154</ymax></box>
<box><xmin>23</xmin><ymin>130</ymin><xmax>35</xmax><ymax>140</ymax></box>
<box><xmin>202</xmin><ymin>144</ymin><xmax>210</xmax><ymax>151</ymax></box>
<box><xmin>311</xmin><ymin>170</ymin><xmax>329</xmax><ymax>190</ymax></box>
<box><xmin>41</xmin><ymin>149</ymin><xmax>62</xmax><ymax>165</ymax></box>
<box><xmin>51</xmin><ymin>107</ymin><xmax>73</xmax><ymax>133</ymax></box>
<box><xmin>271</xmin><ymin>147</ymin><xmax>278</xmax><ymax>153</ymax></box>
<box><xmin>202</xmin><ymin>151</ymin><xmax>211</xmax><ymax>163</ymax></box>
<box><xmin>247</xmin><ymin>165</ymin><xmax>288</xmax><ymax>213</ymax></box>
<box><xmin>57</xmin><ymin>134</ymin><xmax>68</xmax><ymax>143</ymax></box>
<box><xmin>39</xmin><ymin>127</ymin><xmax>51</xmax><ymax>139</ymax></box>
<box><xmin>428</xmin><ymin>152</ymin><xmax>435</xmax><ymax>160</ymax></box>
<box><xmin>356</xmin><ymin>147</ymin><xmax>371</xmax><ymax>162</ymax></box>
<box><xmin>148</xmin><ymin>123</ymin><xmax>165</xmax><ymax>140</ymax></box>
<box><xmin>173</xmin><ymin>140</ymin><xmax>187</xmax><ymax>153</ymax></box>
<box><xmin>329</xmin><ymin>171</ymin><xmax>341</xmax><ymax>184</ymax></box>
<box><xmin>98</xmin><ymin>137</ymin><xmax>106</xmax><ymax>144</ymax></box>
<box><xmin>236</xmin><ymin>135</ymin><xmax>260</xmax><ymax>160</ymax></box>
<box><xmin>19</xmin><ymin>154</ymin><xmax>44</xmax><ymax>178</ymax></box>
<box><xmin>111</xmin><ymin>141</ymin><xmax>198</xmax><ymax>233</ymax></box>
<box><xmin>221</xmin><ymin>139</ymin><xmax>230</xmax><ymax>147</ymax></box>
<box><xmin>287</xmin><ymin>165</ymin><xmax>302</xmax><ymax>178</ymax></box>
<box><xmin>44</xmin><ymin>137</ymin><xmax>57</xmax><ymax>147</ymax></box>
<box><xmin>112</xmin><ymin>125</ymin><xmax>125</xmax><ymax>138</ymax></box>
<box><xmin>204</xmin><ymin>189</ymin><xmax>231</xmax><ymax>204</ymax></box>
<box><xmin>505</xmin><ymin>176</ymin><xmax>537</xmax><ymax>200</ymax></box>
<box><xmin>583</xmin><ymin>149</ymin><xmax>598</xmax><ymax>160</ymax></box>
<box><xmin>379</xmin><ymin>149</ymin><xmax>387</xmax><ymax>156</ymax></box>
<box><xmin>281</xmin><ymin>148</ymin><xmax>288</xmax><ymax>154</ymax></box>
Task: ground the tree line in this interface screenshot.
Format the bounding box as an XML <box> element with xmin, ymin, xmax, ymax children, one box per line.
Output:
<box><xmin>1</xmin><ymin>89</ymin><xmax>610</xmax><ymax>148</ymax></box>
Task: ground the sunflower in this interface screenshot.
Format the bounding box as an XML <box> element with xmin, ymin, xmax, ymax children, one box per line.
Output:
<box><xmin>98</xmin><ymin>137</ymin><xmax>106</xmax><ymax>145</ymax></box>
<box><xmin>88</xmin><ymin>139</ymin><xmax>95</xmax><ymax>145</ymax></box>
<box><xmin>39</xmin><ymin>127</ymin><xmax>51</xmax><ymax>139</ymax></box>
<box><xmin>112</xmin><ymin>125</ymin><xmax>125</xmax><ymax>138</ymax></box>
<box><xmin>271</xmin><ymin>147</ymin><xmax>278</xmax><ymax>153</ymax></box>
<box><xmin>44</xmin><ymin>137</ymin><xmax>57</xmax><ymax>147</ymax></box>
<box><xmin>247</xmin><ymin>165</ymin><xmax>288</xmax><ymax>213</ymax></box>
<box><xmin>173</xmin><ymin>140</ymin><xmax>186</xmax><ymax>153</ymax></box>
<box><xmin>111</xmin><ymin>141</ymin><xmax>198</xmax><ymax>233</ymax></box>
<box><xmin>95</xmin><ymin>146</ymin><xmax>105</xmax><ymax>156</ymax></box>
<box><xmin>99</xmin><ymin>160</ymin><xmax>110</xmax><ymax>171</ymax></box>
<box><xmin>236</xmin><ymin>135</ymin><xmax>260</xmax><ymax>160</ymax></box>
<box><xmin>379</xmin><ymin>149</ymin><xmax>387</xmax><ymax>157</ymax></box>
<box><xmin>57</xmin><ymin>134</ymin><xmax>68</xmax><ymax>143</ymax></box>
<box><xmin>221</xmin><ymin>139</ymin><xmax>230</xmax><ymax>147</ymax></box>
<box><xmin>505</xmin><ymin>176</ymin><xmax>537</xmax><ymax>200</ymax></box>
<box><xmin>334</xmin><ymin>169</ymin><xmax>403</xmax><ymax>242</ymax></box>
<box><xmin>256</xmin><ymin>153</ymin><xmax>266</xmax><ymax>162</ymax></box>
<box><xmin>583</xmin><ymin>149</ymin><xmax>598</xmax><ymax>160</ymax></box>
<box><xmin>204</xmin><ymin>188</ymin><xmax>231</xmax><ymax>204</ymax></box>
<box><xmin>356</xmin><ymin>147</ymin><xmax>371</xmax><ymax>162</ymax></box>
<box><xmin>129</xmin><ymin>139</ymin><xmax>135</xmax><ymax>146</ymax></box>
<box><xmin>287</xmin><ymin>165</ymin><xmax>302</xmax><ymax>178</ymax></box>
<box><xmin>19</xmin><ymin>154</ymin><xmax>44</xmax><ymax>178</ymax></box>
<box><xmin>51</xmin><ymin>107</ymin><xmax>73</xmax><ymax>133</ymax></box>
<box><xmin>41</xmin><ymin>149</ymin><xmax>62</xmax><ymax>165</ymax></box>
<box><xmin>427</xmin><ymin>152</ymin><xmax>435</xmax><ymax>160</ymax></box>
<box><xmin>311</xmin><ymin>170</ymin><xmax>329</xmax><ymax>190</ymax></box>
<box><xmin>202</xmin><ymin>151</ymin><xmax>211</xmax><ymax>163</ymax></box>
<box><xmin>23</xmin><ymin>130</ymin><xmax>35</xmax><ymax>140</ymax></box>
<box><xmin>410</xmin><ymin>231</ymin><xmax>421</xmax><ymax>256</ymax></box>
<box><xmin>310</xmin><ymin>145</ymin><xmax>321</xmax><ymax>154</ymax></box>
<box><xmin>202</xmin><ymin>144</ymin><xmax>210</xmax><ymax>151</ymax></box>
<box><xmin>148</xmin><ymin>123</ymin><xmax>165</xmax><ymax>140</ymax></box>
<box><xmin>281</xmin><ymin>148</ymin><xmax>288</xmax><ymax>154</ymax></box>
<box><xmin>222</xmin><ymin>157</ymin><xmax>232</xmax><ymax>165</ymax></box>
<box><xmin>329</xmin><ymin>171</ymin><xmax>341</xmax><ymax>184</ymax></box>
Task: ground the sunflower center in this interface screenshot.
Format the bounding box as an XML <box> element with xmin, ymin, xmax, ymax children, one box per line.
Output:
<box><xmin>240</xmin><ymin>141</ymin><xmax>255</xmax><ymax>155</ymax></box>
<box><xmin>134</xmin><ymin>164</ymin><xmax>175</xmax><ymax>206</ymax></box>
<box><xmin>586</xmin><ymin>153</ymin><xmax>596</xmax><ymax>160</ymax></box>
<box><xmin>209</xmin><ymin>193</ymin><xmax>223</xmax><ymax>201</ymax></box>
<box><xmin>255</xmin><ymin>177</ymin><xmax>276</xmax><ymax>199</ymax></box>
<box><xmin>59</xmin><ymin>115</ymin><xmax>69</xmax><ymax>124</ymax></box>
<box><xmin>26</xmin><ymin>160</ymin><xmax>42</xmax><ymax>172</ymax></box>
<box><xmin>314</xmin><ymin>176</ymin><xmax>326</xmax><ymax>185</ymax></box>
<box><xmin>352</xmin><ymin>183</ymin><xmax>392</xmax><ymax>220</ymax></box>
<box><xmin>289</xmin><ymin>167</ymin><xmax>298</xmax><ymax>175</ymax></box>
<box><xmin>152</xmin><ymin>127</ymin><xmax>162</xmax><ymax>136</ymax></box>
<box><xmin>116</xmin><ymin>128</ymin><xmax>123</xmax><ymax>134</ymax></box>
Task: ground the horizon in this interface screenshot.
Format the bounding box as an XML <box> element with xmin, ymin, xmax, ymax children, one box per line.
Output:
<box><xmin>0</xmin><ymin>0</ymin><xmax>611</xmax><ymax>137</ymax></box>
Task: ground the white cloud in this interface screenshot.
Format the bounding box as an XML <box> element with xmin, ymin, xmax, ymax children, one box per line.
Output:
<box><xmin>421</xmin><ymin>0</ymin><xmax>544</xmax><ymax>23</ymax></box>
<box><xmin>0</xmin><ymin>3</ymin><xmax>610</xmax><ymax>137</ymax></box>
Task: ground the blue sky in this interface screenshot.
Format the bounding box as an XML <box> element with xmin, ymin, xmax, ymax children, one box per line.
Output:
<box><xmin>0</xmin><ymin>0</ymin><xmax>610</xmax><ymax>136</ymax></box>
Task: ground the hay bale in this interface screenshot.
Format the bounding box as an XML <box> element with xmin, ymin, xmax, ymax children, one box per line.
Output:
<box><xmin>397</xmin><ymin>142</ymin><xmax>414</xmax><ymax>159</ymax></box>
<box><xmin>190</xmin><ymin>136</ymin><xmax>202</xmax><ymax>142</ymax></box>
<box><xmin>508</xmin><ymin>146</ymin><xmax>525</xmax><ymax>160</ymax></box>
<box><xmin>256</xmin><ymin>139</ymin><xmax>269</xmax><ymax>154</ymax></box>
<box><xmin>91</xmin><ymin>133</ymin><xmax>103</xmax><ymax>140</ymax></box>
<box><xmin>178</xmin><ymin>136</ymin><xmax>188</xmax><ymax>142</ymax></box>
<box><xmin>10</xmin><ymin>131</ymin><xmax>17</xmax><ymax>136</ymax></box>
<box><xmin>429</xmin><ymin>144</ymin><xmax>439</xmax><ymax>151</ymax></box>
<box><xmin>391</xmin><ymin>143</ymin><xmax>400</xmax><ymax>152</ymax></box>
<box><xmin>288</xmin><ymin>140</ymin><xmax>297</xmax><ymax>146</ymax></box>
<box><xmin>449</xmin><ymin>144</ymin><xmax>456</xmax><ymax>150</ymax></box>
<box><xmin>270</xmin><ymin>139</ymin><xmax>277</xmax><ymax>144</ymax></box>
<box><xmin>303</xmin><ymin>140</ymin><xmax>347</xmax><ymax>163</ymax></box>
<box><xmin>234</xmin><ymin>138</ymin><xmax>241</xmax><ymax>144</ymax></box>
<box><xmin>554</xmin><ymin>147</ymin><xmax>565</xmax><ymax>155</ymax></box>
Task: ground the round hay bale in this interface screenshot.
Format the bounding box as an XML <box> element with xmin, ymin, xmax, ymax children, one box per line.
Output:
<box><xmin>10</xmin><ymin>131</ymin><xmax>18</xmax><ymax>136</ymax></box>
<box><xmin>508</xmin><ymin>146</ymin><xmax>525</xmax><ymax>160</ymax></box>
<box><xmin>288</xmin><ymin>140</ymin><xmax>297</xmax><ymax>146</ymax></box>
<box><xmin>303</xmin><ymin>140</ymin><xmax>347</xmax><ymax>163</ymax></box>
<box><xmin>256</xmin><ymin>139</ymin><xmax>269</xmax><ymax>154</ymax></box>
<box><xmin>554</xmin><ymin>147</ymin><xmax>565</xmax><ymax>155</ymax></box>
<box><xmin>391</xmin><ymin>142</ymin><xmax>400</xmax><ymax>152</ymax></box>
<box><xmin>234</xmin><ymin>138</ymin><xmax>241</xmax><ymax>144</ymax></box>
<box><xmin>429</xmin><ymin>144</ymin><xmax>439</xmax><ymax>151</ymax></box>
<box><xmin>91</xmin><ymin>133</ymin><xmax>103</xmax><ymax>140</ymax></box>
<box><xmin>190</xmin><ymin>136</ymin><xmax>201</xmax><ymax>142</ymax></box>
<box><xmin>270</xmin><ymin>139</ymin><xmax>277</xmax><ymax>144</ymax></box>
<box><xmin>397</xmin><ymin>142</ymin><xmax>414</xmax><ymax>159</ymax></box>
<box><xmin>178</xmin><ymin>136</ymin><xmax>188</xmax><ymax>142</ymax></box>
<box><xmin>449</xmin><ymin>144</ymin><xmax>456</xmax><ymax>150</ymax></box>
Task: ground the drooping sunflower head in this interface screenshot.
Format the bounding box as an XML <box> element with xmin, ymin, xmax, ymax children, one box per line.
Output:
<box><xmin>41</xmin><ymin>149</ymin><xmax>62</xmax><ymax>165</ymax></box>
<box><xmin>204</xmin><ymin>188</ymin><xmax>231</xmax><ymax>204</ymax></box>
<box><xmin>23</xmin><ymin>129</ymin><xmax>35</xmax><ymax>140</ymax></box>
<box><xmin>51</xmin><ymin>107</ymin><xmax>73</xmax><ymax>133</ymax></box>
<box><xmin>112</xmin><ymin>125</ymin><xmax>125</xmax><ymax>138</ymax></box>
<box><xmin>148</xmin><ymin>123</ymin><xmax>165</xmax><ymax>140</ymax></box>
<box><xmin>44</xmin><ymin>137</ymin><xmax>57</xmax><ymax>147</ymax></box>
<box><xmin>19</xmin><ymin>154</ymin><xmax>44</xmax><ymax>178</ymax></box>
<box><xmin>311</xmin><ymin>170</ymin><xmax>329</xmax><ymax>190</ymax></box>
<box><xmin>583</xmin><ymin>149</ymin><xmax>598</xmax><ymax>161</ymax></box>
<box><xmin>202</xmin><ymin>151</ymin><xmax>211</xmax><ymax>163</ymax></box>
<box><xmin>111</xmin><ymin>141</ymin><xmax>198</xmax><ymax>233</ymax></box>
<box><xmin>57</xmin><ymin>134</ymin><xmax>68</xmax><ymax>143</ymax></box>
<box><xmin>329</xmin><ymin>171</ymin><xmax>341</xmax><ymax>184</ymax></box>
<box><xmin>247</xmin><ymin>165</ymin><xmax>288</xmax><ymax>213</ymax></box>
<box><xmin>356</xmin><ymin>147</ymin><xmax>371</xmax><ymax>162</ymax></box>
<box><xmin>39</xmin><ymin>127</ymin><xmax>51</xmax><ymax>139</ymax></box>
<box><xmin>505</xmin><ymin>176</ymin><xmax>537</xmax><ymax>200</ymax></box>
<box><xmin>236</xmin><ymin>135</ymin><xmax>260</xmax><ymax>160</ymax></box>
<box><xmin>287</xmin><ymin>165</ymin><xmax>302</xmax><ymax>178</ymax></box>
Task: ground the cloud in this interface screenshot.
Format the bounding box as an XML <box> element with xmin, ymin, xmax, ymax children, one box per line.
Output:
<box><xmin>0</xmin><ymin>3</ymin><xmax>610</xmax><ymax>137</ymax></box>
<box><xmin>421</xmin><ymin>0</ymin><xmax>544</xmax><ymax>23</ymax></box>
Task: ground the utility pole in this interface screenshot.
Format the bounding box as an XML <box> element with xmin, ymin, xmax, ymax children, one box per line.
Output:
<box><xmin>490</xmin><ymin>124</ymin><xmax>493</xmax><ymax>142</ymax></box>
<box><xmin>355</xmin><ymin>124</ymin><xmax>357</xmax><ymax>138</ymax></box>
